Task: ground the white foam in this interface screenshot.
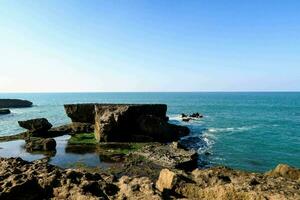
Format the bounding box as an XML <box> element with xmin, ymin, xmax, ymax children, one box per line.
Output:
<box><xmin>207</xmin><ymin>125</ymin><xmax>257</xmax><ymax>134</ymax></box>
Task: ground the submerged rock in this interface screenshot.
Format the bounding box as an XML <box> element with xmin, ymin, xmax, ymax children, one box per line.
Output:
<box><xmin>0</xmin><ymin>99</ymin><xmax>32</xmax><ymax>108</ymax></box>
<box><xmin>0</xmin><ymin>109</ymin><xmax>10</xmax><ymax>115</ymax></box>
<box><xmin>18</xmin><ymin>118</ymin><xmax>52</xmax><ymax>136</ymax></box>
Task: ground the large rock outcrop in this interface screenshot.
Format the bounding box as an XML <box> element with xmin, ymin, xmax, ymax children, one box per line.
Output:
<box><xmin>64</xmin><ymin>104</ymin><xmax>189</xmax><ymax>142</ymax></box>
<box><xmin>0</xmin><ymin>99</ymin><xmax>32</xmax><ymax>108</ymax></box>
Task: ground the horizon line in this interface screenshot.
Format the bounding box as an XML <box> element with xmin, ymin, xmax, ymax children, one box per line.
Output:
<box><xmin>1</xmin><ymin>90</ymin><xmax>300</xmax><ymax>94</ymax></box>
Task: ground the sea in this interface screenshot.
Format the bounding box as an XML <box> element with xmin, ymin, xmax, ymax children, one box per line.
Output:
<box><xmin>0</xmin><ymin>92</ymin><xmax>299</xmax><ymax>172</ymax></box>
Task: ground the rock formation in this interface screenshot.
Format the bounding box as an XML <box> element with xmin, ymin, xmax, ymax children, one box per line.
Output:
<box><xmin>0</xmin><ymin>99</ymin><xmax>32</xmax><ymax>108</ymax></box>
<box><xmin>18</xmin><ymin>118</ymin><xmax>53</xmax><ymax>136</ymax></box>
<box><xmin>0</xmin><ymin>157</ymin><xmax>299</xmax><ymax>200</ymax></box>
<box><xmin>64</xmin><ymin>104</ymin><xmax>189</xmax><ymax>142</ymax></box>
<box><xmin>0</xmin><ymin>109</ymin><xmax>10</xmax><ymax>115</ymax></box>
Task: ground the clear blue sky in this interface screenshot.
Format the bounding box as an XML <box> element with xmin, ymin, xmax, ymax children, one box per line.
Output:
<box><xmin>1</xmin><ymin>0</ymin><xmax>299</xmax><ymax>92</ymax></box>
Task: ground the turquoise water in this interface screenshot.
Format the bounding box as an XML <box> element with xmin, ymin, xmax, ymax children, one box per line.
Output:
<box><xmin>0</xmin><ymin>92</ymin><xmax>299</xmax><ymax>172</ymax></box>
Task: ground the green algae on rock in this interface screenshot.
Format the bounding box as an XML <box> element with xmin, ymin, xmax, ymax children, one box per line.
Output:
<box><xmin>68</xmin><ymin>133</ymin><xmax>97</xmax><ymax>145</ymax></box>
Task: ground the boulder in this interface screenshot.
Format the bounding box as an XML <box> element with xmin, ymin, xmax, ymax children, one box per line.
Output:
<box><xmin>0</xmin><ymin>99</ymin><xmax>32</xmax><ymax>108</ymax></box>
<box><xmin>18</xmin><ymin>118</ymin><xmax>52</xmax><ymax>135</ymax></box>
<box><xmin>25</xmin><ymin>137</ymin><xmax>56</xmax><ymax>151</ymax></box>
<box><xmin>156</xmin><ymin>169</ymin><xmax>178</xmax><ymax>192</ymax></box>
<box><xmin>0</xmin><ymin>109</ymin><xmax>10</xmax><ymax>115</ymax></box>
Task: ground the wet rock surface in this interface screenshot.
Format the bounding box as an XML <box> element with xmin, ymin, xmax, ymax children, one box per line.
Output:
<box><xmin>0</xmin><ymin>109</ymin><xmax>10</xmax><ymax>115</ymax></box>
<box><xmin>0</xmin><ymin>157</ymin><xmax>299</xmax><ymax>200</ymax></box>
<box><xmin>0</xmin><ymin>99</ymin><xmax>32</xmax><ymax>108</ymax></box>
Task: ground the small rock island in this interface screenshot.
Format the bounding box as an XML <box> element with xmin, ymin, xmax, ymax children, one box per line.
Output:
<box><xmin>0</xmin><ymin>99</ymin><xmax>33</xmax><ymax>108</ymax></box>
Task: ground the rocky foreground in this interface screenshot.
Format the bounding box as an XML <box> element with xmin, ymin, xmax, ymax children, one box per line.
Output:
<box><xmin>0</xmin><ymin>157</ymin><xmax>299</xmax><ymax>200</ymax></box>
<box><xmin>1</xmin><ymin>103</ymin><xmax>300</xmax><ymax>199</ymax></box>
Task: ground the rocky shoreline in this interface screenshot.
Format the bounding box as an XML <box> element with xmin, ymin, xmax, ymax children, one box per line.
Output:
<box><xmin>0</xmin><ymin>103</ymin><xmax>299</xmax><ymax>199</ymax></box>
<box><xmin>0</xmin><ymin>157</ymin><xmax>299</xmax><ymax>200</ymax></box>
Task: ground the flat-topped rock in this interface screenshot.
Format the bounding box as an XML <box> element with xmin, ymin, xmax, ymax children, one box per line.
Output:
<box><xmin>18</xmin><ymin>118</ymin><xmax>52</xmax><ymax>135</ymax></box>
<box><xmin>64</xmin><ymin>103</ymin><xmax>187</xmax><ymax>142</ymax></box>
<box><xmin>94</xmin><ymin>104</ymin><xmax>188</xmax><ymax>142</ymax></box>
<box><xmin>64</xmin><ymin>103</ymin><xmax>167</xmax><ymax>124</ymax></box>
<box><xmin>0</xmin><ymin>99</ymin><xmax>32</xmax><ymax>108</ymax></box>
<box><xmin>0</xmin><ymin>109</ymin><xmax>10</xmax><ymax>115</ymax></box>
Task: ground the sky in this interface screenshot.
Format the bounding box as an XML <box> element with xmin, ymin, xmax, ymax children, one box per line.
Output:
<box><xmin>0</xmin><ymin>0</ymin><xmax>300</xmax><ymax>92</ymax></box>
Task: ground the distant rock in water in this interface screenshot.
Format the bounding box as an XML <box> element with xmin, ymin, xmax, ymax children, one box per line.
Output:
<box><xmin>0</xmin><ymin>109</ymin><xmax>10</xmax><ymax>115</ymax></box>
<box><xmin>18</xmin><ymin>118</ymin><xmax>53</xmax><ymax>136</ymax></box>
<box><xmin>0</xmin><ymin>99</ymin><xmax>32</xmax><ymax>108</ymax></box>
<box><xmin>181</xmin><ymin>112</ymin><xmax>203</xmax><ymax>122</ymax></box>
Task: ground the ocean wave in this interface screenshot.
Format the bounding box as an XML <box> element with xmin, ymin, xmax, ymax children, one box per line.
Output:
<box><xmin>206</xmin><ymin>125</ymin><xmax>257</xmax><ymax>133</ymax></box>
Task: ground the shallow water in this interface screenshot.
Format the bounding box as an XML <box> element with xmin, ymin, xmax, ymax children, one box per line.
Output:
<box><xmin>0</xmin><ymin>92</ymin><xmax>299</xmax><ymax>172</ymax></box>
<box><xmin>0</xmin><ymin>135</ymin><xmax>117</xmax><ymax>169</ymax></box>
